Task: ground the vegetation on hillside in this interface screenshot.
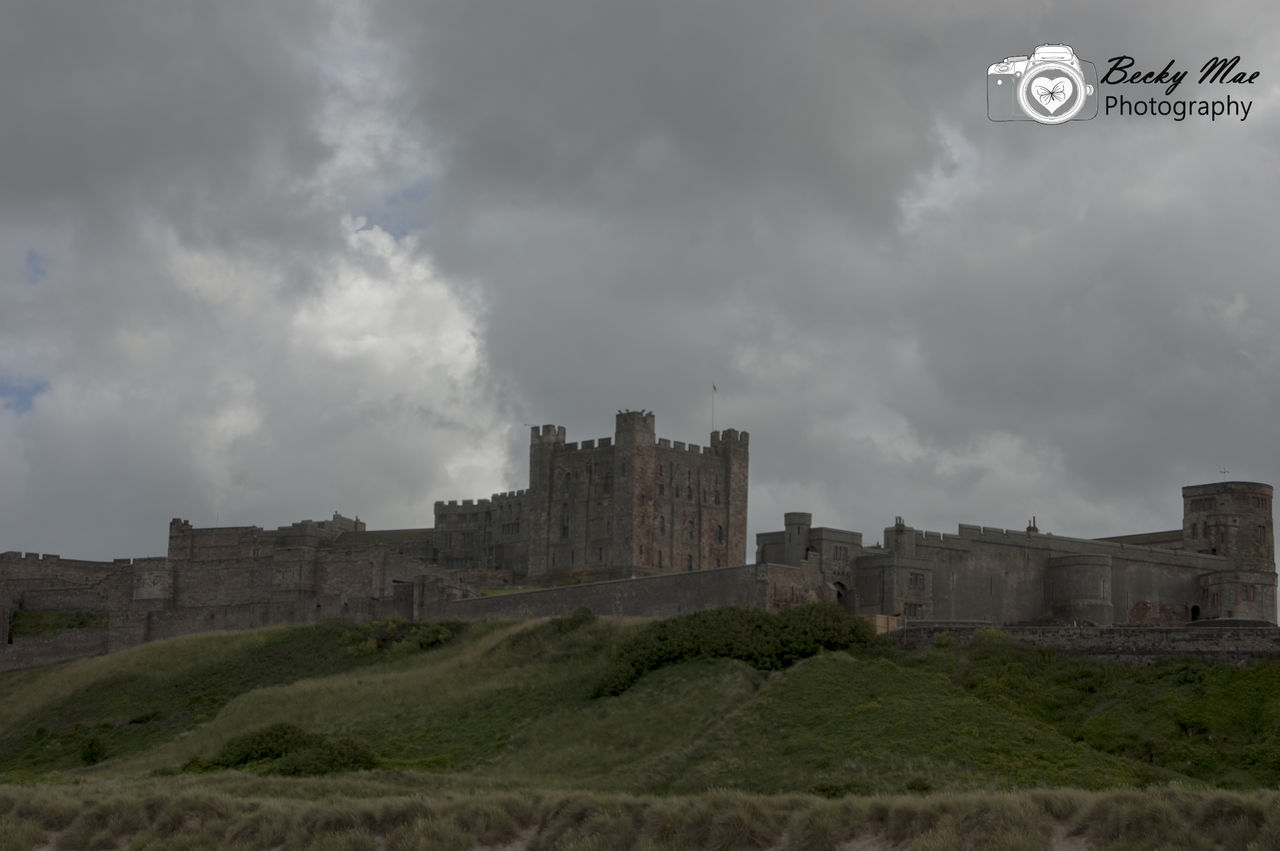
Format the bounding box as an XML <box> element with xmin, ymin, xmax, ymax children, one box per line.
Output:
<box><xmin>2</xmin><ymin>605</ymin><xmax>1280</xmax><ymax>799</ymax></box>
<box><xmin>7</xmin><ymin>609</ymin><xmax>107</xmax><ymax>638</ymax></box>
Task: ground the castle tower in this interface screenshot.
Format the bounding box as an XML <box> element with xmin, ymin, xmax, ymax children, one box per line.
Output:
<box><xmin>713</xmin><ymin>427</ymin><xmax>750</xmax><ymax>566</ymax></box>
<box><xmin>1183</xmin><ymin>482</ymin><xmax>1274</xmax><ymax>569</ymax></box>
<box><xmin>1184</xmin><ymin>481</ymin><xmax>1275</xmax><ymax>620</ymax></box>
<box><xmin>525</xmin><ymin>423</ymin><xmax>566</xmax><ymax>580</ymax></box>
<box><xmin>612</xmin><ymin>410</ymin><xmax>657</xmax><ymax>568</ymax></box>
<box><xmin>783</xmin><ymin>512</ymin><xmax>812</xmax><ymax>566</ymax></box>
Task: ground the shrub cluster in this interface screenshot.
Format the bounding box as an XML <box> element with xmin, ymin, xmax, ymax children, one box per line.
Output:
<box><xmin>8</xmin><ymin>609</ymin><xmax>108</xmax><ymax>638</ymax></box>
<box><xmin>593</xmin><ymin>604</ymin><xmax>876</xmax><ymax>697</ymax></box>
<box><xmin>343</xmin><ymin>617</ymin><xmax>468</xmax><ymax>656</ymax></box>
<box><xmin>185</xmin><ymin>723</ymin><xmax>377</xmax><ymax>776</ymax></box>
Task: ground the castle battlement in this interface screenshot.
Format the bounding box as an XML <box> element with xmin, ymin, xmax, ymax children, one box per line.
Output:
<box><xmin>1</xmin><ymin>552</ymin><xmax>63</xmax><ymax>562</ymax></box>
<box><xmin>531</xmin><ymin>424</ymin><xmax>567</xmax><ymax>444</ymax></box>
<box><xmin>711</xmin><ymin>428</ymin><xmax>749</xmax><ymax>446</ymax></box>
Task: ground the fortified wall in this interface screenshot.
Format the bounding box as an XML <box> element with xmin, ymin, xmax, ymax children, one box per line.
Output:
<box><xmin>2</xmin><ymin>411</ymin><xmax>1275</xmax><ymax>672</ymax></box>
<box><xmin>0</xmin><ymin>410</ymin><xmax>749</xmax><ymax>671</ymax></box>
<box><xmin>758</xmin><ymin>481</ymin><xmax>1277</xmax><ymax>628</ymax></box>
<box><xmin>0</xmin><ymin>513</ymin><xmax>441</xmax><ymax>672</ymax></box>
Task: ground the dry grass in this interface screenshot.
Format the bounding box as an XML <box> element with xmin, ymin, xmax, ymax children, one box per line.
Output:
<box><xmin>0</xmin><ymin>779</ymin><xmax>1278</xmax><ymax>850</ymax></box>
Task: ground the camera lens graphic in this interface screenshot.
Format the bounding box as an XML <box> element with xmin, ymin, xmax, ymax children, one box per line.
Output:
<box><xmin>1016</xmin><ymin>60</ymin><xmax>1087</xmax><ymax>124</ymax></box>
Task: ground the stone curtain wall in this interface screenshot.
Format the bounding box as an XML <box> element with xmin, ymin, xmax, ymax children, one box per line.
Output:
<box><xmin>416</xmin><ymin>563</ymin><xmax>769</xmax><ymax>621</ymax></box>
<box><xmin>0</xmin><ymin>628</ymin><xmax>110</xmax><ymax>673</ymax></box>
<box><xmin>894</xmin><ymin>622</ymin><xmax>1280</xmax><ymax>664</ymax></box>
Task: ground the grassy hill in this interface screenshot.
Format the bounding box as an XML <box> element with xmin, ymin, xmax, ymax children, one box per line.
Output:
<box><xmin>4</xmin><ymin>606</ymin><xmax>1280</xmax><ymax>848</ymax></box>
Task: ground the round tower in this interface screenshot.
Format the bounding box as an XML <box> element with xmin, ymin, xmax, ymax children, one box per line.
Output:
<box><xmin>1182</xmin><ymin>481</ymin><xmax>1274</xmax><ymax>570</ymax></box>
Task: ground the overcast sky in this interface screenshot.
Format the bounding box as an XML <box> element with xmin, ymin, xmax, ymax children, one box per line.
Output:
<box><xmin>3</xmin><ymin>1</ymin><xmax>1278</xmax><ymax>561</ymax></box>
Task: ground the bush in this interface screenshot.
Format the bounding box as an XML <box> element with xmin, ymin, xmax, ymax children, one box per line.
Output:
<box><xmin>80</xmin><ymin>736</ymin><xmax>106</xmax><ymax>766</ymax></box>
<box><xmin>551</xmin><ymin>606</ymin><xmax>597</xmax><ymax>633</ymax></box>
<box><xmin>189</xmin><ymin>723</ymin><xmax>378</xmax><ymax>775</ymax></box>
<box><xmin>593</xmin><ymin>604</ymin><xmax>876</xmax><ymax>697</ymax></box>
<box><xmin>343</xmin><ymin>618</ymin><xmax>468</xmax><ymax>656</ymax></box>
<box><xmin>274</xmin><ymin>737</ymin><xmax>377</xmax><ymax>776</ymax></box>
<box><xmin>8</xmin><ymin>609</ymin><xmax>107</xmax><ymax>638</ymax></box>
<box><xmin>210</xmin><ymin>723</ymin><xmax>320</xmax><ymax>768</ymax></box>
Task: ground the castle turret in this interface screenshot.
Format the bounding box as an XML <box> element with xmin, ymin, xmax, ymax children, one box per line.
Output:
<box><xmin>525</xmin><ymin>424</ymin><xmax>566</xmax><ymax>579</ymax></box>
<box><xmin>783</xmin><ymin>512</ymin><xmax>812</xmax><ymax>566</ymax></box>
<box><xmin>712</xmin><ymin>427</ymin><xmax>750</xmax><ymax>565</ymax></box>
<box><xmin>1183</xmin><ymin>482</ymin><xmax>1274</xmax><ymax>570</ymax></box>
<box><xmin>613</xmin><ymin>410</ymin><xmax>657</xmax><ymax>569</ymax></box>
<box><xmin>1184</xmin><ymin>482</ymin><xmax>1275</xmax><ymax>621</ymax></box>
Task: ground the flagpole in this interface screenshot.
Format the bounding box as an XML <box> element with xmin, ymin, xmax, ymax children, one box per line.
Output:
<box><xmin>711</xmin><ymin>384</ymin><xmax>716</xmax><ymax>433</ymax></box>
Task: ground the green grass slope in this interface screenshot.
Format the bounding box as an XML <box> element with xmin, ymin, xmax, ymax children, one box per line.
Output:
<box><xmin>4</xmin><ymin>606</ymin><xmax>1280</xmax><ymax>798</ymax></box>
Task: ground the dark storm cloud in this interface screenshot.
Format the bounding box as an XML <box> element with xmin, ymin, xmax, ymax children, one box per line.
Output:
<box><xmin>366</xmin><ymin>0</ymin><xmax>1280</xmax><ymax>542</ymax></box>
<box><xmin>2</xmin><ymin>0</ymin><xmax>1278</xmax><ymax>561</ymax></box>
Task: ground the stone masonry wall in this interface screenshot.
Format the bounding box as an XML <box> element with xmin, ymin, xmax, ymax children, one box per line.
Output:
<box><xmin>0</xmin><ymin>629</ymin><xmax>110</xmax><ymax>673</ymax></box>
<box><xmin>414</xmin><ymin>563</ymin><xmax>770</xmax><ymax>621</ymax></box>
<box><xmin>893</xmin><ymin>622</ymin><xmax>1280</xmax><ymax>664</ymax></box>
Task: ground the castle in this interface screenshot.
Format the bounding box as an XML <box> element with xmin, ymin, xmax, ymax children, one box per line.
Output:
<box><xmin>0</xmin><ymin>410</ymin><xmax>1275</xmax><ymax>672</ymax></box>
<box><xmin>756</xmin><ymin>479</ymin><xmax>1276</xmax><ymax>626</ymax></box>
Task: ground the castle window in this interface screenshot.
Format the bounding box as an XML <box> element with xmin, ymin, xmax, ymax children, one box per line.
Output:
<box><xmin>658</xmin><ymin>551</ymin><xmax>663</xmax><ymax>568</ymax></box>
<box><xmin>462</xmin><ymin>533</ymin><xmax>474</xmax><ymax>548</ymax></box>
<box><xmin>560</xmin><ymin>503</ymin><xmax>569</xmax><ymax>539</ymax></box>
<box><xmin>687</xmin><ymin>555</ymin><xmax>693</xmax><ymax>571</ymax></box>
<box><xmin>716</xmin><ymin>525</ymin><xmax>723</xmax><ymax>544</ymax></box>
<box><xmin>687</xmin><ymin>486</ymin><xmax>692</xmax><ymax>499</ymax></box>
<box><xmin>909</xmin><ymin>572</ymin><xmax>925</xmax><ymax>590</ymax></box>
<box><xmin>714</xmin><ymin>491</ymin><xmax>720</xmax><ymax>505</ymax></box>
<box><xmin>658</xmin><ymin>483</ymin><xmax>664</xmax><ymax>495</ymax></box>
<box><xmin>598</xmin><ymin>547</ymin><xmax>603</xmax><ymax>561</ymax></box>
<box><xmin>688</xmin><ymin>519</ymin><xmax>695</xmax><ymax>539</ymax></box>
<box><xmin>659</xmin><ymin>516</ymin><xmax>665</xmax><ymax>534</ymax></box>
<box><xmin>251</xmin><ymin>547</ymin><xmax>260</xmax><ymax>557</ymax></box>
<box><xmin>904</xmin><ymin>603</ymin><xmax>923</xmax><ymax>618</ymax></box>
<box><xmin>603</xmin><ymin>472</ymin><xmax>613</xmax><ymax>494</ymax></box>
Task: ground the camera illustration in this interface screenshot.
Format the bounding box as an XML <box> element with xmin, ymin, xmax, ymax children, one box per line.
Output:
<box><xmin>987</xmin><ymin>44</ymin><xmax>1098</xmax><ymax>124</ymax></box>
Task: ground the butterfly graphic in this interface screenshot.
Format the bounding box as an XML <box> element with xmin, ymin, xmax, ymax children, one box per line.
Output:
<box><xmin>1034</xmin><ymin>80</ymin><xmax>1068</xmax><ymax>107</ymax></box>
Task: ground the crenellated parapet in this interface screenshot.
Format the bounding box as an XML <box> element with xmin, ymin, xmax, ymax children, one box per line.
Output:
<box><xmin>530</xmin><ymin>423</ymin><xmax>567</xmax><ymax>444</ymax></box>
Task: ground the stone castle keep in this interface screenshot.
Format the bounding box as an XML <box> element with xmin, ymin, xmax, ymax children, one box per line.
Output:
<box><xmin>0</xmin><ymin>410</ymin><xmax>1275</xmax><ymax>671</ymax></box>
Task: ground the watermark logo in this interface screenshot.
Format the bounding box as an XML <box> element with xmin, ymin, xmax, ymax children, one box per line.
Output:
<box><xmin>987</xmin><ymin>44</ymin><xmax>1098</xmax><ymax>124</ymax></box>
<box><xmin>987</xmin><ymin>47</ymin><xmax>1261</xmax><ymax>124</ymax></box>
<box><xmin>1100</xmin><ymin>56</ymin><xmax>1258</xmax><ymax>121</ymax></box>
